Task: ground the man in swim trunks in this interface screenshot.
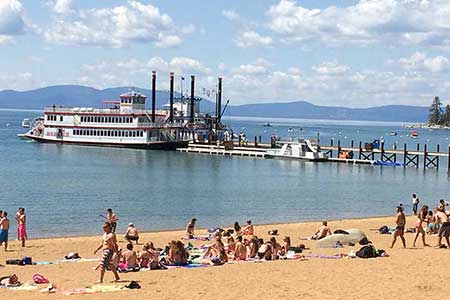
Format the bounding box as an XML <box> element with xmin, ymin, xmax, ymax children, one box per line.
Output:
<box><xmin>438</xmin><ymin>199</ymin><xmax>449</xmax><ymax>213</ymax></box>
<box><xmin>94</xmin><ymin>222</ymin><xmax>120</xmax><ymax>283</ymax></box>
<box><xmin>15</xmin><ymin>208</ymin><xmax>26</xmax><ymax>247</ymax></box>
<box><xmin>435</xmin><ymin>207</ymin><xmax>450</xmax><ymax>248</ymax></box>
<box><xmin>0</xmin><ymin>211</ymin><xmax>10</xmax><ymax>251</ymax></box>
<box><xmin>124</xmin><ymin>223</ymin><xmax>139</xmax><ymax>244</ymax></box>
<box><xmin>311</xmin><ymin>221</ymin><xmax>331</xmax><ymax>240</ymax></box>
<box><xmin>106</xmin><ymin>209</ymin><xmax>118</xmax><ymax>233</ymax></box>
<box><xmin>186</xmin><ymin>218</ymin><xmax>197</xmax><ymax>238</ymax></box>
<box><xmin>390</xmin><ymin>206</ymin><xmax>406</xmax><ymax>248</ymax></box>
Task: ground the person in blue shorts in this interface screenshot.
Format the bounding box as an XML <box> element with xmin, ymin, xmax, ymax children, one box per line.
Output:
<box><xmin>0</xmin><ymin>211</ymin><xmax>10</xmax><ymax>251</ymax></box>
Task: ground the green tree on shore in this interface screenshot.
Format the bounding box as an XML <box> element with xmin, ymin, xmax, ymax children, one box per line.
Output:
<box><xmin>428</xmin><ymin>96</ymin><xmax>442</xmax><ymax>125</ymax></box>
<box><xmin>440</xmin><ymin>105</ymin><xmax>450</xmax><ymax>126</ymax></box>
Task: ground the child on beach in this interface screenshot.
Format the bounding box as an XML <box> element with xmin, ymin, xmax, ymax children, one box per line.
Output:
<box><xmin>0</xmin><ymin>211</ymin><xmax>10</xmax><ymax>251</ymax></box>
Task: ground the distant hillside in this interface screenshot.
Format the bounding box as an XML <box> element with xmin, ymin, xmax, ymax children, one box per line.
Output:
<box><xmin>0</xmin><ymin>85</ymin><xmax>428</xmax><ymax>122</ymax></box>
<box><xmin>227</xmin><ymin>101</ymin><xmax>428</xmax><ymax>122</ymax></box>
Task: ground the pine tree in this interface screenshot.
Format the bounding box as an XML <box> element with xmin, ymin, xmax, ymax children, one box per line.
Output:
<box><xmin>440</xmin><ymin>105</ymin><xmax>450</xmax><ymax>127</ymax></box>
<box><xmin>428</xmin><ymin>96</ymin><xmax>442</xmax><ymax>125</ymax></box>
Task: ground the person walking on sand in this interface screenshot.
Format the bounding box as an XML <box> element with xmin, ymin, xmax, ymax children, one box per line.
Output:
<box><xmin>15</xmin><ymin>208</ymin><xmax>26</xmax><ymax>247</ymax></box>
<box><xmin>105</xmin><ymin>209</ymin><xmax>118</xmax><ymax>233</ymax></box>
<box><xmin>0</xmin><ymin>211</ymin><xmax>10</xmax><ymax>251</ymax></box>
<box><xmin>94</xmin><ymin>222</ymin><xmax>120</xmax><ymax>283</ymax></box>
<box><xmin>391</xmin><ymin>206</ymin><xmax>406</xmax><ymax>248</ymax></box>
<box><xmin>413</xmin><ymin>205</ymin><xmax>429</xmax><ymax>247</ymax></box>
<box><xmin>412</xmin><ymin>194</ymin><xmax>419</xmax><ymax>215</ymax></box>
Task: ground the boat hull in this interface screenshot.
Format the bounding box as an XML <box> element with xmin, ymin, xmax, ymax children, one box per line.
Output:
<box><xmin>25</xmin><ymin>135</ymin><xmax>189</xmax><ymax>150</ymax></box>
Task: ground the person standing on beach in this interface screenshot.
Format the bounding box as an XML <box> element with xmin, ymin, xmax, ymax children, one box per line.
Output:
<box><xmin>434</xmin><ymin>207</ymin><xmax>450</xmax><ymax>248</ymax></box>
<box><xmin>0</xmin><ymin>211</ymin><xmax>10</xmax><ymax>251</ymax></box>
<box><xmin>106</xmin><ymin>209</ymin><xmax>118</xmax><ymax>233</ymax></box>
<box><xmin>412</xmin><ymin>205</ymin><xmax>429</xmax><ymax>247</ymax></box>
<box><xmin>412</xmin><ymin>194</ymin><xmax>419</xmax><ymax>215</ymax></box>
<box><xmin>94</xmin><ymin>222</ymin><xmax>120</xmax><ymax>283</ymax></box>
<box><xmin>438</xmin><ymin>199</ymin><xmax>449</xmax><ymax>212</ymax></box>
<box><xmin>15</xmin><ymin>208</ymin><xmax>26</xmax><ymax>247</ymax></box>
<box><xmin>186</xmin><ymin>218</ymin><xmax>197</xmax><ymax>238</ymax></box>
<box><xmin>391</xmin><ymin>206</ymin><xmax>406</xmax><ymax>248</ymax></box>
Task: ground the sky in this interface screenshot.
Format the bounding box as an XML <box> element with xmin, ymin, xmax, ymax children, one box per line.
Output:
<box><xmin>1</xmin><ymin>0</ymin><xmax>450</xmax><ymax>107</ymax></box>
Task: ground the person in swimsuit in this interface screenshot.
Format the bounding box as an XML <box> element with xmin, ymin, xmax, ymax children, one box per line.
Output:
<box><xmin>94</xmin><ymin>222</ymin><xmax>120</xmax><ymax>283</ymax></box>
<box><xmin>186</xmin><ymin>218</ymin><xmax>197</xmax><ymax>239</ymax></box>
<box><xmin>0</xmin><ymin>211</ymin><xmax>10</xmax><ymax>251</ymax></box>
<box><xmin>412</xmin><ymin>194</ymin><xmax>419</xmax><ymax>215</ymax></box>
<box><xmin>413</xmin><ymin>205</ymin><xmax>429</xmax><ymax>247</ymax></box>
<box><xmin>243</xmin><ymin>220</ymin><xmax>254</xmax><ymax>236</ymax></box>
<box><xmin>121</xmin><ymin>243</ymin><xmax>138</xmax><ymax>270</ymax></box>
<box><xmin>106</xmin><ymin>209</ymin><xmax>118</xmax><ymax>233</ymax></box>
<box><xmin>234</xmin><ymin>235</ymin><xmax>247</xmax><ymax>260</ymax></box>
<box><xmin>15</xmin><ymin>208</ymin><xmax>26</xmax><ymax>247</ymax></box>
<box><xmin>435</xmin><ymin>207</ymin><xmax>450</xmax><ymax>248</ymax></box>
<box><xmin>391</xmin><ymin>206</ymin><xmax>406</xmax><ymax>248</ymax></box>
<box><xmin>124</xmin><ymin>223</ymin><xmax>139</xmax><ymax>244</ymax></box>
<box><xmin>311</xmin><ymin>221</ymin><xmax>332</xmax><ymax>240</ymax></box>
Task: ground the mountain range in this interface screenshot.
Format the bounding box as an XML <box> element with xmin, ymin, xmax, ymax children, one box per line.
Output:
<box><xmin>0</xmin><ymin>85</ymin><xmax>429</xmax><ymax>122</ymax></box>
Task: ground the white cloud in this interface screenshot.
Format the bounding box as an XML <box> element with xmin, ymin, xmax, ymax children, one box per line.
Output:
<box><xmin>0</xmin><ymin>35</ymin><xmax>15</xmax><ymax>44</ymax></box>
<box><xmin>0</xmin><ymin>0</ymin><xmax>25</xmax><ymax>35</ymax></box>
<box><xmin>45</xmin><ymin>1</ymin><xmax>192</xmax><ymax>48</ymax></box>
<box><xmin>53</xmin><ymin>0</ymin><xmax>73</xmax><ymax>14</ymax></box>
<box><xmin>222</xmin><ymin>9</ymin><xmax>240</xmax><ymax>21</ymax></box>
<box><xmin>267</xmin><ymin>0</ymin><xmax>450</xmax><ymax>48</ymax></box>
<box><xmin>312</xmin><ymin>61</ymin><xmax>349</xmax><ymax>75</ymax></box>
<box><xmin>235</xmin><ymin>31</ymin><xmax>273</xmax><ymax>48</ymax></box>
<box><xmin>0</xmin><ymin>72</ymin><xmax>38</xmax><ymax>90</ymax></box>
<box><xmin>399</xmin><ymin>52</ymin><xmax>449</xmax><ymax>73</ymax></box>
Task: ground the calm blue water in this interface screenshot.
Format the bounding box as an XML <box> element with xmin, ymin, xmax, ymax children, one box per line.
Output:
<box><xmin>1</xmin><ymin>110</ymin><xmax>450</xmax><ymax>238</ymax></box>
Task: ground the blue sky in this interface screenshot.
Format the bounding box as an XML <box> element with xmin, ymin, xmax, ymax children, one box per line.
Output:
<box><xmin>1</xmin><ymin>0</ymin><xmax>450</xmax><ymax>107</ymax></box>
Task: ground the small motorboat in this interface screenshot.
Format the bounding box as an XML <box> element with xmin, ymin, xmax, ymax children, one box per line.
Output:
<box><xmin>411</xmin><ymin>131</ymin><xmax>419</xmax><ymax>139</ymax></box>
<box><xmin>388</xmin><ymin>132</ymin><xmax>397</xmax><ymax>136</ymax></box>
<box><xmin>266</xmin><ymin>139</ymin><xmax>327</xmax><ymax>161</ymax></box>
<box><xmin>263</xmin><ymin>123</ymin><xmax>272</xmax><ymax>127</ymax></box>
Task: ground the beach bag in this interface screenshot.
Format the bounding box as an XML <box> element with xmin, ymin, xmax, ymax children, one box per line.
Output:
<box><xmin>33</xmin><ymin>274</ymin><xmax>49</xmax><ymax>284</ymax></box>
<box><xmin>125</xmin><ymin>281</ymin><xmax>141</xmax><ymax>289</ymax></box>
<box><xmin>22</xmin><ymin>257</ymin><xmax>33</xmax><ymax>265</ymax></box>
<box><xmin>356</xmin><ymin>245</ymin><xmax>376</xmax><ymax>258</ymax></box>
<box><xmin>268</xmin><ymin>230</ymin><xmax>278</xmax><ymax>235</ymax></box>
<box><xmin>65</xmin><ymin>252</ymin><xmax>81</xmax><ymax>260</ymax></box>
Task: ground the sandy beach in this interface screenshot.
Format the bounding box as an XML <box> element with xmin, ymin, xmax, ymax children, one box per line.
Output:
<box><xmin>0</xmin><ymin>215</ymin><xmax>447</xmax><ymax>300</ymax></box>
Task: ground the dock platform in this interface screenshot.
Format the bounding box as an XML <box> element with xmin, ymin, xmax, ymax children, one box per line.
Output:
<box><xmin>177</xmin><ymin>143</ymin><xmax>270</xmax><ymax>158</ymax></box>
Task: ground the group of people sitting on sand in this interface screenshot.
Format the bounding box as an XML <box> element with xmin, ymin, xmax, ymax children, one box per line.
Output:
<box><xmin>0</xmin><ymin>208</ymin><xmax>27</xmax><ymax>251</ymax></box>
<box><xmin>391</xmin><ymin>196</ymin><xmax>450</xmax><ymax>249</ymax></box>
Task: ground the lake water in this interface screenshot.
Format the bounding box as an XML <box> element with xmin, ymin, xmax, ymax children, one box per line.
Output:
<box><xmin>1</xmin><ymin>110</ymin><xmax>450</xmax><ymax>238</ymax></box>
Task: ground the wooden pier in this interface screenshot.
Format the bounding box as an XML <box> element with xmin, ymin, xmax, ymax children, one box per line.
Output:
<box><xmin>177</xmin><ymin>143</ymin><xmax>269</xmax><ymax>158</ymax></box>
<box><xmin>320</xmin><ymin>139</ymin><xmax>450</xmax><ymax>170</ymax></box>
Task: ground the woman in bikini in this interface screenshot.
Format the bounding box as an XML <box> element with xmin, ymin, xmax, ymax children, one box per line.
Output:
<box><xmin>413</xmin><ymin>205</ymin><xmax>430</xmax><ymax>247</ymax></box>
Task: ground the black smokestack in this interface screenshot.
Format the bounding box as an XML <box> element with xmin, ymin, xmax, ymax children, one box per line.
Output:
<box><xmin>217</xmin><ymin>77</ymin><xmax>222</xmax><ymax>122</ymax></box>
<box><xmin>169</xmin><ymin>72</ymin><xmax>174</xmax><ymax>123</ymax></box>
<box><xmin>190</xmin><ymin>75</ymin><xmax>195</xmax><ymax>123</ymax></box>
<box><xmin>151</xmin><ymin>70</ymin><xmax>156</xmax><ymax>123</ymax></box>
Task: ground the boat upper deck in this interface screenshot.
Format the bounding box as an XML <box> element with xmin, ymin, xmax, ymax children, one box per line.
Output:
<box><xmin>44</xmin><ymin>106</ymin><xmax>167</xmax><ymax>117</ymax></box>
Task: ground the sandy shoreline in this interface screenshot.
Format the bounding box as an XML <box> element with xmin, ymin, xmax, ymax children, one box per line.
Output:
<box><xmin>0</xmin><ymin>215</ymin><xmax>447</xmax><ymax>300</ymax></box>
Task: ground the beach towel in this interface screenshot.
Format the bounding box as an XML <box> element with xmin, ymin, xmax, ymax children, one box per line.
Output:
<box><xmin>165</xmin><ymin>263</ymin><xmax>211</xmax><ymax>269</ymax></box>
<box><xmin>2</xmin><ymin>283</ymin><xmax>37</xmax><ymax>291</ymax></box>
<box><xmin>63</xmin><ymin>284</ymin><xmax>125</xmax><ymax>295</ymax></box>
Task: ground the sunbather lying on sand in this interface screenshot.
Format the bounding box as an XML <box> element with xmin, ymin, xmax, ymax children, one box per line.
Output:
<box><xmin>0</xmin><ymin>274</ymin><xmax>20</xmax><ymax>287</ymax></box>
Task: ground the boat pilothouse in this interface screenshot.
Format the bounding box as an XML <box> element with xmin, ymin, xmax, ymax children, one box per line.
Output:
<box><xmin>266</xmin><ymin>139</ymin><xmax>327</xmax><ymax>161</ymax></box>
<box><xmin>20</xmin><ymin>89</ymin><xmax>190</xmax><ymax>150</ymax></box>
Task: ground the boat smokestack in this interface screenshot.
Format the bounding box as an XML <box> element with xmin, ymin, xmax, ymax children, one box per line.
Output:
<box><xmin>169</xmin><ymin>72</ymin><xmax>174</xmax><ymax>123</ymax></box>
<box><xmin>190</xmin><ymin>75</ymin><xmax>195</xmax><ymax>123</ymax></box>
<box><xmin>151</xmin><ymin>70</ymin><xmax>156</xmax><ymax>123</ymax></box>
<box><xmin>217</xmin><ymin>77</ymin><xmax>222</xmax><ymax>123</ymax></box>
